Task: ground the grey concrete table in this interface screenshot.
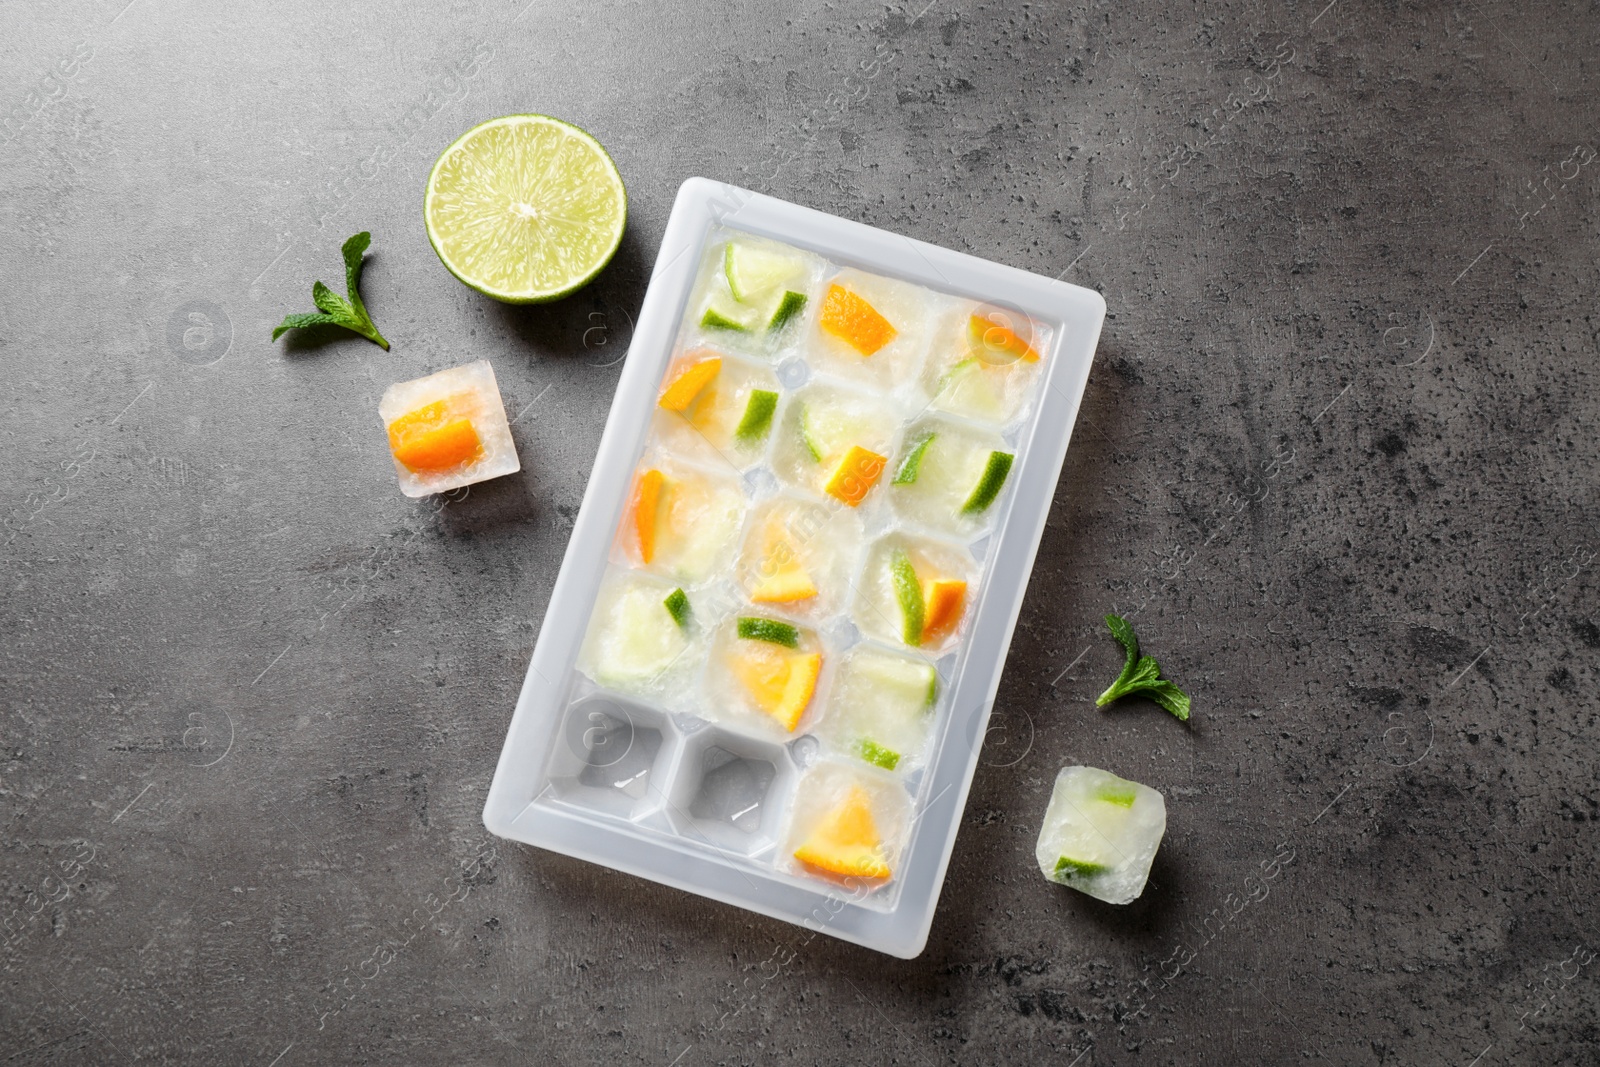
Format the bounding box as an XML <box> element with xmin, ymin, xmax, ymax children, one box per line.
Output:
<box><xmin>3</xmin><ymin>0</ymin><xmax>1597</xmax><ymax>1063</ymax></box>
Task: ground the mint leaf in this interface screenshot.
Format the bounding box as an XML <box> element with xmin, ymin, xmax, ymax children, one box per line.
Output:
<box><xmin>1095</xmin><ymin>614</ymin><xmax>1191</xmax><ymax>721</ymax></box>
<box><xmin>272</xmin><ymin>231</ymin><xmax>390</xmax><ymax>350</ymax></box>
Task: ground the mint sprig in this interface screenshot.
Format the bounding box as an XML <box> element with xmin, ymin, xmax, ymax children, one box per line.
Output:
<box><xmin>271</xmin><ymin>231</ymin><xmax>390</xmax><ymax>350</ymax></box>
<box><xmin>1095</xmin><ymin>614</ymin><xmax>1191</xmax><ymax>721</ymax></box>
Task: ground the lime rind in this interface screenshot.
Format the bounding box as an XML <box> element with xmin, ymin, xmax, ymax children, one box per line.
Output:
<box><xmin>889</xmin><ymin>550</ymin><xmax>924</xmax><ymax>646</ymax></box>
<box><xmin>663</xmin><ymin>588</ymin><xmax>691</xmax><ymax>629</ymax></box>
<box><xmin>768</xmin><ymin>290</ymin><xmax>807</xmax><ymax>331</ymax></box>
<box><xmin>737</xmin><ymin>616</ymin><xmax>800</xmax><ymax>648</ymax></box>
<box><xmin>724</xmin><ymin>241</ymin><xmax>804</xmax><ymax>302</ymax></box>
<box><xmin>1096</xmin><ymin>784</ymin><xmax>1137</xmax><ymax>808</ymax></box>
<box><xmin>961</xmin><ymin>451</ymin><xmax>1015</xmax><ymax>514</ymax></box>
<box><xmin>856</xmin><ymin>739</ymin><xmax>902</xmax><ymax>771</ymax></box>
<box><xmin>735</xmin><ymin>390</ymin><xmax>779</xmax><ymax>443</ymax></box>
<box><xmin>1053</xmin><ymin>855</ymin><xmax>1111</xmax><ymax>881</ymax></box>
<box><xmin>892</xmin><ymin>432</ymin><xmax>937</xmax><ymax>485</ymax></box>
<box><xmin>702</xmin><ymin>293</ymin><xmax>757</xmax><ymax>332</ymax></box>
<box><xmin>424</xmin><ymin>114</ymin><xmax>627</xmax><ymax>304</ymax></box>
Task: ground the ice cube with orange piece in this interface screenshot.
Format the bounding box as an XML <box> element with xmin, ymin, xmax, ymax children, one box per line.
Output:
<box><xmin>771</xmin><ymin>384</ymin><xmax>897</xmax><ymax>504</ymax></box>
<box><xmin>379</xmin><ymin>359</ymin><xmax>520</xmax><ymax>497</ymax></box>
<box><xmin>736</xmin><ymin>497</ymin><xmax>862</xmax><ymax>620</ymax></box>
<box><xmin>856</xmin><ymin>534</ymin><xmax>976</xmax><ymax>652</ymax></box>
<box><xmin>624</xmin><ymin>459</ymin><xmax>746</xmax><ymax>584</ymax></box>
<box><xmin>653</xmin><ymin>349</ymin><xmax>782</xmax><ymax>469</ymax></box>
<box><xmin>923</xmin><ymin>300</ymin><xmax>1052</xmax><ymax>426</ymax></box>
<box><xmin>808</xmin><ymin>268</ymin><xmax>932</xmax><ymax>396</ymax></box>
<box><xmin>707</xmin><ymin>615</ymin><xmax>825</xmax><ymax>735</ymax></box>
<box><xmin>786</xmin><ymin>762</ymin><xmax>910</xmax><ymax>887</ymax></box>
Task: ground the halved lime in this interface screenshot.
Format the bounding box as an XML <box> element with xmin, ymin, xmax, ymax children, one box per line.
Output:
<box><xmin>424</xmin><ymin>114</ymin><xmax>627</xmax><ymax>304</ymax></box>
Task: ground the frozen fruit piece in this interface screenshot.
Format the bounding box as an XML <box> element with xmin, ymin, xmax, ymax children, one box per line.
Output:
<box><xmin>659</xmin><ymin>355</ymin><xmax>723</xmax><ymax>411</ymax></box>
<box><xmin>921</xmin><ymin>578</ymin><xmax>967</xmax><ymax>642</ymax></box>
<box><xmin>794</xmin><ymin>785</ymin><xmax>890</xmax><ymax>880</ymax></box>
<box><xmin>388</xmin><ymin>401</ymin><xmax>485</xmax><ymax>472</ymax></box>
<box><xmin>961</xmin><ymin>451</ymin><xmax>1014</xmax><ymax>514</ymax></box>
<box><xmin>734</xmin><ymin>389</ymin><xmax>779</xmax><ymax>443</ymax></box>
<box><xmin>747</xmin><ymin>516</ymin><xmax>819</xmax><ymax>603</ymax></box>
<box><xmin>824</xmin><ymin>445</ymin><xmax>887</xmax><ymax>507</ymax></box>
<box><xmin>934</xmin><ymin>359</ymin><xmax>1005</xmax><ymax>422</ymax></box>
<box><xmin>854</xmin><ymin>651</ymin><xmax>939</xmax><ymax>712</ymax></box>
<box><xmin>1035</xmin><ymin>766</ymin><xmax>1166</xmax><ymax>905</ymax></box>
<box><xmin>663</xmin><ymin>587</ymin><xmax>691</xmax><ymax>628</ymax></box>
<box><xmin>891</xmin><ymin>431</ymin><xmax>936</xmax><ymax>485</ymax></box>
<box><xmin>968</xmin><ymin>311</ymin><xmax>1041</xmax><ymax>363</ymax></box>
<box><xmin>890</xmin><ymin>550</ymin><xmax>925</xmax><ymax>647</ymax></box>
<box><xmin>857</xmin><ymin>740</ymin><xmax>901</xmax><ymax>771</ymax></box>
<box><xmin>751</xmin><ymin>569</ymin><xmax>818</xmax><ymax>603</ymax></box>
<box><xmin>737</xmin><ymin>616</ymin><xmax>800</xmax><ymax>648</ymax></box>
<box><xmin>819</xmin><ymin>284</ymin><xmax>897</xmax><ymax>356</ymax></box>
<box><xmin>631</xmin><ymin>469</ymin><xmax>666</xmax><ymax>564</ymax></box>
<box><xmin>767</xmin><ymin>290</ymin><xmax>807</xmax><ymax>331</ymax></box>
<box><xmin>724</xmin><ymin>241</ymin><xmax>805</xmax><ymax>302</ymax></box>
<box><xmin>730</xmin><ymin>641</ymin><xmax>821</xmax><ymax>731</ymax></box>
<box><xmin>592</xmin><ymin>580</ymin><xmax>689</xmax><ymax>684</ymax></box>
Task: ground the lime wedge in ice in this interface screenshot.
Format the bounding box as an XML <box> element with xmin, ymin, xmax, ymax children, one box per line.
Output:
<box><xmin>1053</xmin><ymin>855</ymin><xmax>1111</xmax><ymax>880</ymax></box>
<box><xmin>663</xmin><ymin>588</ymin><xmax>691</xmax><ymax>629</ymax></box>
<box><xmin>737</xmin><ymin>616</ymin><xmax>800</xmax><ymax>648</ymax></box>
<box><xmin>889</xmin><ymin>550</ymin><xmax>925</xmax><ymax>646</ymax></box>
<box><xmin>961</xmin><ymin>451</ymin><xmax>1014</xmax><ymax>515</ymax></box>
<box><xmin>936</xmin><ymin>358</ymin><xmax>1005</xmax><ymax>421</ymax></box>
<box><xmin>767</xmin><ymin>290</ymin><xmax>807</xmax><ymax>331</ymax></box>
<box><xmin>856</xmin><ymin>739</ymin><xmax>902</xmax><ymax>771</ymax></box>
<box><xmin>425</xmin><ymin>114</ymin><xmax>626</xmax><ymax>304</ymax></box>
<box><xmin>735</xmin><ymin>389</ymin><xmax>779</xmax><ymax>443</ymax></box>
<box><xmin>854</xmin><ymin>653</ymin><xmax>938</xmax><ymax>711</ymax></box>
<box><xmin>724</xmin><ymin>241</ymin><xmax>804</xmax><ymax>302</ymax></box>
<box><xmin>596</xmin><ymin>583</ymin><xmax>685</xmax><ymax>683</ymax></box>
<box><xmin>702</xmin><ymin>291</ymin><xmax>757</xmax><ymax>332</ymax></box>
<box><xmin>892</xmin><ymin>432</ymin><xmax>937</xmax><ymax>485</ymax></box>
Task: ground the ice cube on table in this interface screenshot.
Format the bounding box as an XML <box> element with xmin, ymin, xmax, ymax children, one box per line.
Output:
<box><xmin>623</xmin><ymin>458</ymin><xmax>747</xmax><ymax>586</ymax></box>
<box><xmin>770</xmin><ymin>383</ymin><xmax>898</xmax><ymax>505</ymax></box>
<box><xmin>735</xmin><ymin>495</ymin><xmax>862</xmax><ymax>621</ymax></box>
<box><xmin>922</xmin><ymin>301</ymin><xmax>1050</xmax><ymax>427</ymax></box>
<box><xmin>817</xmin><ymin>647</ymin><xmax>940</xmax><ymax>773</ymax></box>
<box><xmin>1035</xmin><ymin>766</ymin><xmax>1166</xmax><ymax>905</ymax></box>
<box><xmin>808</xmin><ymin>268</ymin><xmax>934</xmax><ymax>398</ymax></box>
<box><xmin>652</xmin><ymin>348</ymin><xmax>782</xmax><ymax>470</ymax></box>
<box><xmin>379</xmin><ymin>359</ymin><xmax>520</xmax><ymax>497</ymax></box>
<box><xmin>888</xmin><ymin>417</ymin><xmax>1015</xmax><ymax>537</ymax></box>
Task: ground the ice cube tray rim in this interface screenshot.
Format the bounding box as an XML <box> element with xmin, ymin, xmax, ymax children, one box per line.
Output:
<box><xmin>484</xmin><ymin>177</ymin><xmax>1106</xmax><ymax>957</ymax></box>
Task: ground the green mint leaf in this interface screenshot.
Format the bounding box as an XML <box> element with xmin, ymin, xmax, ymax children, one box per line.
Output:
<box><xmin>1094</xmin><ymin>615</ymin><xmax>1192</xmax><ymax>721</ymax></box>
<box><xmin>271</xmin><ymin>231</ymin><xmax>389</xmax><ymax>350</ymax></box>
<box><xmin>271</xmin><ymin>313</ymin><xmax>341</xmax><ymax>340</ymax></box>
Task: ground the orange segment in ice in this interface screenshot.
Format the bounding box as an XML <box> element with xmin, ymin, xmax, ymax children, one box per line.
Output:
<box><xmin>794</xmin><ymin>786</ymin><xmax>891</xmax><ymax>880</ymax></box>
<box><xmin>819</xmin><ymin>284</ymin><xmax>897</xmax><ymax>356</ymax></box>
<box><xmin>823</xmin><ymin>445</ymin><xmax>887</xmax><ymax>507</ymax></box>
<box><xmin>751</xmin><ymin>523</ymin><xmax>818</xmax><ymax>603</ymax></box>
<box><xmin>658</xmin><ymin>353</ymin><xmax>722</xmax><ymax>411</ymax></box>
<box><xmin>730</xmin><ymin>642</ymin><xmax>821</xmax><ymax>731</ymax></box>
<box><xmin>968</xmin><ymin>311</ymin><xmax>1041</xmax><ymax>363</ymax></box>
<box><xmin>921</xmin><ymin>578</ymin><xmax>967</xmax><ymax>642</ymax></box>
<box><xmin>387</xmin><ymin>399</ymin><xmax>484</xmax><ymax>472</ymax></box>
<box><xmin>631</xmin><ymin>468</ymin><xmax>666</xmax><ymax>563</ymax></box>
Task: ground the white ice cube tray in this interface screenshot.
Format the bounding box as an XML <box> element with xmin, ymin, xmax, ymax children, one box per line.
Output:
<box><xmin>484</xmin><ymin>179</ymin><xmax>1105</xmax><ymax>957</ymax></box>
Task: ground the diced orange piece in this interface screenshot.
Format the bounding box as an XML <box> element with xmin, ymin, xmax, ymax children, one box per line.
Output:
<box><xmin>794</xmin><ymin>785</ymin><xmax>891</xmax><ymax>880</ymax></box>
<box><xmin>388</xmin><ymin>396</ymin><xmax>484</xmax><ymax>473</ymax></box>
<box><xmin>823</xmin><ymin>445</ymin><xmax>887</xmax><ymax>507</ymax></box>
<box><xmin>631</xmin><ymin>469</ymin><xmax>666</xmax><ymax>563</ymax></box>
<box><xmin>921</xmin><ymin>579</ymin><xmax>967</xmax><ymax>642</ymax></box>
<box><xmin>819</xmin><ymin>284</ymin><xmax>897</xmax><ymax>356</ymax></box>
<box><xmin>968</xmin><ymin>311</ymin><xmax>1041</xmax><ymax>363</ymax></box>
<box><xmin>730</xmin><ymin>643</ymin><xmax>821</xmax><ymax>731</ymax></box>
<box><xmin>658</xmin><ymin>353</ymin><xmax>722</xmax><ymax>411</ymax></box>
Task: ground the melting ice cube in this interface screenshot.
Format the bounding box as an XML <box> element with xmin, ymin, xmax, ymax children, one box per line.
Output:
<box><xmin>1035</xmin><ymin>765</ymin><xmax>1166</xmax><ymax>904</ymax></box>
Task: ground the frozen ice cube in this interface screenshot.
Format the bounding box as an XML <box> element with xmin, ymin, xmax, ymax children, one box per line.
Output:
<box><xmin>1035</xmin><ymin>766</ymin><xmax>1166</xmax><ymax>905</ymax></box>
<box><xmin>735</xmin><ymin>495</ymin><xmax>862</xmax><ymax>622</ymax></box>
<box><xmin>623</xmin><ymin>458</ymin><xmax>747</xmax><ymax>586</ymax></box>
<box><xmin>783</xmin><ymin>760</ymin><xmax>910</xmax><ymax>888</ymax></box>
<box><xmin>703</xmin><ymin>614</ymin><xmax>825</xmax><ymax>737</ymax></box>
<box><xmin>854</xmin><ymin>534</ymin><xmax>976</xmax><ymax>653</ymax></box>
<box><xmin>887</xmin><ymin>417</ymin><xmax>1014</xmax><ymax>537</ymax></box>
<box><xmin>923</xmin><ymin>300</ymin><xmax>1051</xmax><ymax>426</ymax></box>
<box><xmin>808</xmin><ymin>268</ymin><xmax>933</xmax><ymax>398</ymax></box>
<box><xmin>379</xmin><ymin>359</ymin><xmax>521</xmax><ymax>497</ymax></box>
<box><xmin>817</xmin><ymin>647</ymin><xmax>940</xmax><ymax>773</ymax></box>
<box><xmin>769</xmin><ymin>383</ymin><xmax>898</xmax><ymax>504</ymax></box>
<box><xmin>651</xmin><ymin>348</ymin><xmax>783</xmax><ymax>470</ymax></box>
<box><xmin>687</xmin><ymin>231</ymin><xmax>826</xmax><ymax>358</ymax></box>
<box><xmin>577</xmin><ymin>569</ymin><xmax>701</xmax><ymax>707</ymax></box>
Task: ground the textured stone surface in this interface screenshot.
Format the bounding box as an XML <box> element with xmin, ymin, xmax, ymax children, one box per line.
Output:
<box><xmin>3</xmin><ymin>0</ymin><xmax>1597</xmax><ymax>1063</ymax></box>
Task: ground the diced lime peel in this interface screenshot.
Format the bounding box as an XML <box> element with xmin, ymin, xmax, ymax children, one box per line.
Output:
<box><xmin>1096</xmin><ymin>784</ymin><xmax>1137</xmax><ymax>808</ymax></box>
<box><xmin>724</xmin><ymin>241</ymin><xmax>802</xmax><ymax>302</ymax></box>
<box><xmin>892</xmin><ymin>432</ymin><xmax>936</xmax><ymax>485</ymax></box>
<box><xmin>889</xmin><ymin>550</ymin><xmax>924</xmax><ymax>647</ymax></box>
<box><xmin>768</xmin><ymin>290</ymin><xmax>807</xmax><ymax>331</ymax></box>
<box><xmin>961</xmin><ymin>451</ymin><xmax>1015</xmax><ymax>514</ymax></box>
<box><xmin>735</xmin><ymin>389</ymin><xmax>779</xmax><ymax>443</ymax></box>
<box><xmin>663</xmin><ymin>588</ymin><xmax>691</xmax><ymax>629</ymax></box>
<box><xmin>736</xmin><ymin>616</ymin><xmax>800</xmax><ymax>648</ymax></box>
<box><xmin>702</xmin><ymin>304</ymin><xmax>751</xmax><ymax>332</ymax></box>
<box><xmin>856</xmin><ymin>739</ymin><xmax>901</xmax><ymax>771</ymax></box>
<box><xmin>1053</xmin><ymin>856</ymin><xmax>1111</xmax><ymax>880</ymax></box>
